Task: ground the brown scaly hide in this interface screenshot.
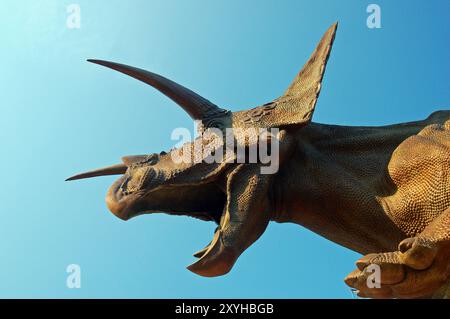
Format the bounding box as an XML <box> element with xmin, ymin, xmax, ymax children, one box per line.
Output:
<box><xmin>67</xmin><ymin>23</ymin><xmax>449</xmax><ymax>298</ymax></box>
<box><xmin>272</xmin><ymin>112</ymin><xmax>450</xmax><ymax>298</ymax></box>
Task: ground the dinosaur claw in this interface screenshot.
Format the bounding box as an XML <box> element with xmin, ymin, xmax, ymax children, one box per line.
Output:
<box><xmin>355</xmin><ymin>253</ymin><xmax>378</xmax><ymax>270</ymax></box>
<box><xmin>398</xmin><ymin>237</ymin><xmax>416</xmax><ymax>253</ymax></box>
<box><xmin>398</xmin><ymin>238</ymin><xmax>438</xmax><ymax>270</ymax></box>
<box><xmin>344</xmin><ymin>235</ymin><xmax>450</xmax><ymax>299</ymax></box>
<box><xmin>344</xmin><ymin>269</ymin><xmax>360</xmax><ymax>286</ymax></box>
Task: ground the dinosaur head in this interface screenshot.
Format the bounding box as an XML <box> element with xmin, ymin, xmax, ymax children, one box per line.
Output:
<box><xmin>78</xmin><ymin>151</ymin><xmax>230</xmax><ymax>223</ymax></box>
<box><xmin>67</xmin><ymin>22</ymin><xmax>337</xmax><ymax>276</ymax></box>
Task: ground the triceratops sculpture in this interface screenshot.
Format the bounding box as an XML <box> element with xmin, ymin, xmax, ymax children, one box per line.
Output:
<box><xmin>67</xmin><ymin>23</ymin><xmax>449</xmax><ymax>298</ymax></box>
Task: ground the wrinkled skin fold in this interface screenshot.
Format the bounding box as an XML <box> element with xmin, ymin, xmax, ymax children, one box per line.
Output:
<box><xmin>67</xmin><ymin>23</ymin><xmax>450</xmax><ymax>298</ymax></box>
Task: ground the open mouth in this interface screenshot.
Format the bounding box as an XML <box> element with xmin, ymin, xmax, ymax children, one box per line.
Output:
<box><xmin>66</xmin><ymin>157</ymin><xmax>239</xmax><ymax>277</ymax></box>
<box><xmin>105</xmin><ymin>168</ymin><xmax>228</xmax><ymax>223</ymax></box>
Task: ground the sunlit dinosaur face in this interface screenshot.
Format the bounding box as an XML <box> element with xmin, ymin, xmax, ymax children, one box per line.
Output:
<box><xmin>67</xmin><ymin>23</ymin><xmax>337</xmax><ymax>277</ymax></box>
<box><xmin>67</xmin><ymin>132</ymin><xmax>241</xmax><ymax>276</ymax></box>
<box><xmin>104</xmin><ymin>151</ymin><xmax>228</xmax><ymax>223</ymax></box>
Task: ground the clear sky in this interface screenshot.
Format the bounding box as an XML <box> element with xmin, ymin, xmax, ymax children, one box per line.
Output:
<box><xmin>0</xmin><ymin>0</ymin><xmax>448</xmax><ymax>298</ymax></box>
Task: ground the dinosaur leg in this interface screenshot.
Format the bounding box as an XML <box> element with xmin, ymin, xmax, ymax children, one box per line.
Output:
<box><xmin>345</xmin><ymin>207</ymin><xmax>450</xmax><ymax>298</ymax></box>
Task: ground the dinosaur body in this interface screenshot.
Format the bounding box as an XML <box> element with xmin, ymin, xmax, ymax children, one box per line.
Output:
<box><xmin>272</xmin><ymin>113</ymin><xmax>450</xmax><ymax>298</ymax></box>
<box><xmin>68</xmin><ymin>23</ymin><xmax>449</xmax><ymax>298</ymax></box>
<box><xmin>275</xmin><ymin>111</ymin><xmax>449</xmax><ymax>254</ymax></box>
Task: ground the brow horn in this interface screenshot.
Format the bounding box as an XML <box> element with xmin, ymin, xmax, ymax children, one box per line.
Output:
<box><xmin>87</xmin><ymin>59</ymin><xmax>227</xmax><ymax>120</ymax></box>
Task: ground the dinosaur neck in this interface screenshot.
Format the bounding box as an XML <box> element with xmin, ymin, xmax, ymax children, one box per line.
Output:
<box><xmin>301</xmin><ymin>120</ymin><xmax>425</xmax><ymax>175</ymax></box>
<box><xmin>273</xmin><ymin>120</ymin><xmax>432</xmax><ymax>253</ymax></box>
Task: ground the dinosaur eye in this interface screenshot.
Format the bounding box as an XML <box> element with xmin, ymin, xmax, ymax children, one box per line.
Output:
<box><xmin>146</xmin><ymin>154</ymin><xmax>159</xmax><ymax>165</ymax></box>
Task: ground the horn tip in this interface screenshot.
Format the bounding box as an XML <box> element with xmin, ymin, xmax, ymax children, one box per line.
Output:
<box><xmin>328</xmin><ymin>22</ymin><xmax>338</xmax><ymax>34</ymax></box>
<box><xmin>333</xmin><ymin>22</ymin><xmax>338</xmax><ymax>31</ymax></box>
<box><xmin>87</xmin><ymin>59</ymin><xmax>111</xmax><ymax>67</ymax></box>
<box><xmin>87</xmin><ymin>59</ymin><xmax>102</xmax><ymax>64</ymax></box>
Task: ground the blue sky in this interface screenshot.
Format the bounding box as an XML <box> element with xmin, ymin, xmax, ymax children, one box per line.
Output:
<box><xmin>0</xmin><ymin>0</ymin><xmax>448</xmax><ymax>298</ymax></box>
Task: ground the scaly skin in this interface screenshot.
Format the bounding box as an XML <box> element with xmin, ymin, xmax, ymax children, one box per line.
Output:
<box><xmin>273</xmin><ymin>112</ymin><xmax>450</xmax><ymax>298</ymax></box>
<box><xmin>68</xmin><ymin>23</ymin><xmax>449</xmax><ymax>298</ymax></box>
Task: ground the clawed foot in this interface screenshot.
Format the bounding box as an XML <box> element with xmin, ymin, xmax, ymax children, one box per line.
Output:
<box><xmin>345</xmin><ymin>237</ymin><xmax>450</xmax><ymax>298</ymax></box>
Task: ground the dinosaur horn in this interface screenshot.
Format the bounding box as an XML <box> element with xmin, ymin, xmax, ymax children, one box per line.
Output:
<box><xmin>66</xmin><ymin>163</ymin><xmax>127</xmax><ymax>181</ymax></box>
<box><xmin>87</xmin><ymin>59</ymin><xmax>227</xmax><ymax>120</ymax></box>
<box><xmin>234</xmin><ymin>22</ymin><xmax>338</xmax><ymax>129</ymax></box>
<box><xmin>279</xmin><ymin>22</ymin><xmax>338</xmax><ymax>116</ymax></box>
